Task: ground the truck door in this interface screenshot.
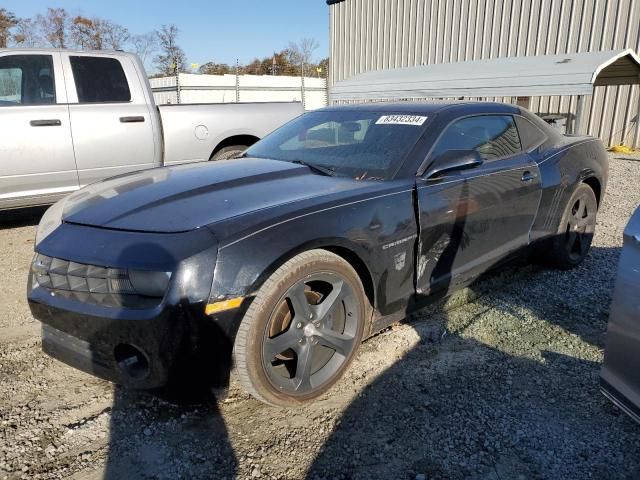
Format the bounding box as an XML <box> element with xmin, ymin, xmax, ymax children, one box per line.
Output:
<box><xmin>62</xmin><ymin>53</ymin><xmax>157</xmax><ymax>187</ymax></box>
<box><xmin>0</xmin><ymin>52</ymin><xmax>77</xmax><ymax>208</ymax></box>
<box><xmin>416</xmin><ymin>114</ymin><xmax>542</xmax><ymax>296</ymax></box>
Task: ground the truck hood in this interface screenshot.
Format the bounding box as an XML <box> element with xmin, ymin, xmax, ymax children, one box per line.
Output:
<box><xmin>61</xmin><ymin>158</ymin><xmax>374</xmax><ymax>234</ymax></box>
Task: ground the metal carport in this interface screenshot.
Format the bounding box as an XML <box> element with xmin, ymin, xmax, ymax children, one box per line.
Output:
<box><xmin>330</xmin><ymin>49</ymin><xmax>640</xmax><ymax>147</ymax></box>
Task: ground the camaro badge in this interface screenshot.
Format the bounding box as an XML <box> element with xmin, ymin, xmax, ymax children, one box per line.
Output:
<box><xmin>394</xmin><ymin>252</ymin><xmax>407</xmax><ymax>271</ymax></box>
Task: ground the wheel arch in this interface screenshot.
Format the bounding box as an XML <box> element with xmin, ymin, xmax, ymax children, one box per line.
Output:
<box><xmin>244</xmin><ymin>238</ymin><xmax>377</xmax><ymax>310</ymax></box>
<box><xmin>582</xmin><ymin>176</ymin><xmax>602</xmax><ymax>207</ymax></box>
<box><xmin>210</xmin><ymin>134</ymin><xmax>260</xmax><ymax>159</ymax></box>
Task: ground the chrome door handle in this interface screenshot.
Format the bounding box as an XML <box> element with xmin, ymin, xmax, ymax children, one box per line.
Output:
<box><xmin>521</xmin><ymin>171</ymin><xmax>538</xmax><ymax>182</ymax></box>
<box><xmin>30</xmin><ymin>119</ymin><xmax>61</xmax><ymax>127</ymax></box>
<box><xmin>120</xmin><ymin>116</ymin><xmax>145</xmax><ymax>123</ymax></box>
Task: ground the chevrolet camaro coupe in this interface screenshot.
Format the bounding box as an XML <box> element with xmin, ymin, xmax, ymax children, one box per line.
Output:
<box><xmin>28</xmin><ymin>102</ymin><xmax>608</xmax><ymax>406</ymax></box>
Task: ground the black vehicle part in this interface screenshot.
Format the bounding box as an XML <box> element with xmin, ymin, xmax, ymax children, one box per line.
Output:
<box><xmin>545</xmin><ymin>182</ymin><xmax>598</xmax><ymax>269</ymax></box>
<box><xmin>232</xmin><ymin>249</ymin><xmax>369</xmax><ymax>407</ymax></box>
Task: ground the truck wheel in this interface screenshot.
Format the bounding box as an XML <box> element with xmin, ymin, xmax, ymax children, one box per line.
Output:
<box><xmin>210</xmin><ymin>145</ymin><xmax>247</xmax><ymax>161</ymax></box>
<box><xmin>233</xmin><ymin>250</ymin><xmax>368</xmax><ymax>407</ymax></box>
<box><xmin>545</xmin><ymin>183</ymin><xmax>598</xmax><ymax>270</ymax></box>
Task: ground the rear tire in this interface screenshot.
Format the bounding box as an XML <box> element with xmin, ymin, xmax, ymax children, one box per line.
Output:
<box><xmin>210</xmin><ymin>145</ymin><xmax>248</xmax><ymax>161</ymax></box>
<box><xmin>233</xmin><ymin>250</ymin><xmax>368</xmax><ymax>407</ymax></box>
<box><xmin>545</xmin><ymin>183</ymin><xmax>598</xmax><ymax>270</ymax></box>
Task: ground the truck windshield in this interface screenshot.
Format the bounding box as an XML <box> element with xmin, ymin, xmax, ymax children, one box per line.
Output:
<box><xmin>245</xmin><ymin>110</ymin><xmax>429</xmax><ymax>180</ymax></box>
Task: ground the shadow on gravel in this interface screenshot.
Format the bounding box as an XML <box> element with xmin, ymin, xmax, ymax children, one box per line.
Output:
<box><xmin>95</xmin><ymin>241</ymin><xmax>636</xmax><ymax>479</ymax></box>
<box><xmin>308</xmin><ymin>244</ymin><xmax>640</xmax><ymax>480</ymax></box>
<box><xmin>102</xmin><ymin>387</ymin><xmax>237</xmax><ymax>479</ymax></box>
<box><xmin>0</xmin><ymin>206</ymin><xmax>47</xmax><ymax>230</ymax></box>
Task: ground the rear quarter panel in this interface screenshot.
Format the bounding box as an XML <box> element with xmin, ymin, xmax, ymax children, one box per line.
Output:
<box><xmin>159</xmin><ymin>102</ymin><xmax>303</xmax><ymax>166</ymax></box>
<box><xmin>530</xmin><ymin>136</ymin><xmax>608</xmax><ymax>242</ymax></box>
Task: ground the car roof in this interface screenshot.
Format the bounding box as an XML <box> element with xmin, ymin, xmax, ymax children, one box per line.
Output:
<box><xmin>321</xmin><ymin>101</ymin><xmax>520</xmax><ymax>115</ymax></box>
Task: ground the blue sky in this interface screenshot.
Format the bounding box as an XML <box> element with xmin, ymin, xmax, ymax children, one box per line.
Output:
<box><xmin>4</xmin><ymin>0</ymin><xmax>330</xmax><ymax>67</ymax></box>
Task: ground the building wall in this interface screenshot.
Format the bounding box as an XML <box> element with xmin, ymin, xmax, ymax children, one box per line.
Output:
<box><xmin>329</xmin><ymin>0</ymin><xmax>640</xmax><ymax>147</ymax></box>
<box><xmin>150</xmin><ymin>73</ymin><xmax>327</xmax><ymax>110</ymax></box>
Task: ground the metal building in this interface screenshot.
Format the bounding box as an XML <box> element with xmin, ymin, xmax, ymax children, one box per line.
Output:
<box><xmin>327</xmin><ymin>0</ymin><xmax>640</xmax><ymax>147</ymax></box>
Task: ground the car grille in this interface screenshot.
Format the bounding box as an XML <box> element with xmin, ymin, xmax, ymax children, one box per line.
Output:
<box><xmin>31</xmin><ymin>254</ymin><xmax>159</xmax><ymax>309</ymax></box>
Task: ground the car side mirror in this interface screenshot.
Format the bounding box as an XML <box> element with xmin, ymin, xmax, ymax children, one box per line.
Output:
<box><xmin>425</xmin><ymin>150</ymin><xmax>483</xmax><ymax>179</ymax></box>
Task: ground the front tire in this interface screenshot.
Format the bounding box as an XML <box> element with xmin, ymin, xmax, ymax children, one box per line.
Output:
<box><xmin>546</xmin><ymin>183</ymin><xmax>598</xmax><ymax>269</ymax></box>
<box><xmin>233</xmin><ymin>250</ymin><xmax>368</xmax><ymax>407</ymax></box>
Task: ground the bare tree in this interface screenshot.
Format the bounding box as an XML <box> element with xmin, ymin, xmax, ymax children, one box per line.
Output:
<box><xmin>101</xmin><ymin>20</ymin><xmax>129</xmax><ymax>50</ymax></box>
<box><xmin>70</xmin><ymin>16</ymin><xmax>94</xmax><ymax>49</ymax></box>
<box><xmin>130</xmin><ymin>33</ymin><xmax>158</xmax><ymax>67</ymax></box>
<box><xmin>36</xmin><ymin>8</ymin><xmax>70</xmax><ymax>48</ymax></box>
<box><xmin>70</xmin><ymin>16</ymin><xmax>129</xmax><ymax>50</ymax></box>
<box><xmin>198</xmin><ymin>62</ymin><xmax>231</xmax><ymax>75</ymax></box>
<box><xmin>12</xmin><ymin>18</ymin><xmax>43</xmax><ymax>47</ymax></box>
<box><xmin>154</xmin><ymin>24</ymin><xmax>187</xmax><ymax>74</ymax></box>
<box><xmin>0</xmin><ymin>8</ymin><xmax>18</xmax><ymax>48</ymax></box>
<box><xmin>287</xmin><ymin>38</ymin><xmax>320</xmax><ymax>69</ymax></box>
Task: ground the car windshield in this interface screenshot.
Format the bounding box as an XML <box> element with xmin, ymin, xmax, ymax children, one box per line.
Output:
<box><xmin>245</xmin><ymin>110</ymin><xmax>429</xmax><ymax>180</ymax></box>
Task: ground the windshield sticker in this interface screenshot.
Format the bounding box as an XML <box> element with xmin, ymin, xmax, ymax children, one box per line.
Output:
<box><xmin>376</xmin><ymin>115</ymin><xmax>428</xmax><ymax>126</ymax></box>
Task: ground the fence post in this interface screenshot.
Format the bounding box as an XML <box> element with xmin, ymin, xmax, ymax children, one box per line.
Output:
<box><xmin>235</xmin><ymin>59</ymin><xmax>240</xmax><ymax>103</ymax></box>
<box><xmin>174</xmin><ymin>62</ymin><xmax>181</xmax><ymax>104</ymax></box>
<box><xmin>300</xmin><ymin>61</ymin><xmax>306</xmax><ymax>110</ymax></box>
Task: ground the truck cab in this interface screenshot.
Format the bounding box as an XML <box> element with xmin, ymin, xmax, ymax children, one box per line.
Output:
<box><xmin>0</xmin><ymin>49</ymin><xmax>303</xmax><ymax>211</ymax></box>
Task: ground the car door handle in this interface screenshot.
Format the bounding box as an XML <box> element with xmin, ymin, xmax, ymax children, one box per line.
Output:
<box><xmin>30</xmin><ymin>119</ymin><xmax>61</xmax><ymax>127</ymax></box>
<box><xmin>119</xmin><ymin>116</ymin><xmax>145</xmax><ymax>123</ymax></box>
<box><xmin>521</xmin><ymin>171</ymin><xmax>538</xmax><ymax>182</ymax></box>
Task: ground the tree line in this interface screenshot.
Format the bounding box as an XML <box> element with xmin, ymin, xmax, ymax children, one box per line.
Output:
<box><xmin>0</xmin><ymin>7</ymin><xmax>327</xmax><ymax>77</ymax></box>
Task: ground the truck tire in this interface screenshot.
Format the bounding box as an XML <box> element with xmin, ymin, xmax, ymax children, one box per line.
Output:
<box><xmin>233</xmin><ymin>250</ymin><xmax>368</xmax><ymax>407</ymax></box>
<box><xmin>210</xmin><ymin>145</ymin><xmax>247</xmax><ymax>161</ymax></box>
<box><xmin>545</xmin><ymin>182</ymin><xmax>598</xmax><ymax>270</ymax></box>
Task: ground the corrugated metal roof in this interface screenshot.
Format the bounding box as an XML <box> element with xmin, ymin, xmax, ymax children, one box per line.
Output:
<box><xmin>331</xmin><ymin>49</ymin><xmax>640</xmax><ymax>101</ymax></box>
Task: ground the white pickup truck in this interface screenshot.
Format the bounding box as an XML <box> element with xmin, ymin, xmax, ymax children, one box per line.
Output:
<box><xmin>0</xmin><ymin>49</ymin><xmax>303</xmax><ymax>210</ymax></box>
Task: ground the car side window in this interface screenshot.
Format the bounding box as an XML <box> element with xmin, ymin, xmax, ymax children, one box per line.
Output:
<box><xmin>514</xmin><ymin>115</ymin><xmax>548</xmax><ymax>151</ymax></box>
<box><xmin>70</xmin><ymin>56</ymin><xmax>131</xmax><ymax>103</ymax></box>
<box><xmin>431</xmin><ymin>115</ymin><xmax>522</xmax><ymax>162</ymax></box>
<box><xmin>0</xmin><ymin>55</ymin><xmax>56</xmax><ymax>106</ymax></box>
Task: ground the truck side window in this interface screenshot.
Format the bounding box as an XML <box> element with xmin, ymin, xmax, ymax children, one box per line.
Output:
<box><xmin>70</xmin><ymin>56</ymin><xmax>131</xmax><ymax>103</ymax></box>
<box><xmin>0</xmin><ymin>55</ymin><xmax>56</xmax><ymax>106</ymax></box>
<box><xmin>432</xmin><ymin>115</ymin><xmax>522</xmax><ymax>162</ymax></box>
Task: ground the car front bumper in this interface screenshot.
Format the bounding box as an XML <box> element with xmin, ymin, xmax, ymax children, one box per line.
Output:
<box><xmin>27</xmin><ymin>221</ymin><xmax>239</xmax><ymax>390</ymax></box>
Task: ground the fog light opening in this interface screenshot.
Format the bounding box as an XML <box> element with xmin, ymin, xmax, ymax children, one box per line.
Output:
<box><xmin>114</xmin><ymin>344</ymin><xmax>150</xmax><ymax>380</ymax></box>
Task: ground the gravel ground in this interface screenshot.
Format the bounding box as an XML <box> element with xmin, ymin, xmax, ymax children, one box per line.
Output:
<box><xmin>1</xmin><ymin>154</ymin><xmax>640</xmax><ymax>480</ymax></box>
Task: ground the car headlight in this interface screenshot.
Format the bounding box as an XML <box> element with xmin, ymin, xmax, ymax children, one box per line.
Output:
<box><xmin>35</xmin><ymin>197</ymin><xmax>68</xmax><ymax>246</ymax></box>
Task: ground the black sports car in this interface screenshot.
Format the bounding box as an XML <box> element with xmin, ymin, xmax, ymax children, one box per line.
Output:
<box><xmin>28</xmin><ymin>102</ymin><xmax>608</xmax><ymax>406</ymax></box>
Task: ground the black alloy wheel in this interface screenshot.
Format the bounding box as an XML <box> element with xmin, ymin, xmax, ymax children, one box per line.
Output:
<box><xmin>233</xmin><ymin>250</ymin><xmax>368</xmax><ymax>407</ymax></box>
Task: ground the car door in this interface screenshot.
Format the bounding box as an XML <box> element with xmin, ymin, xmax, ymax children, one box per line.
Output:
<box><xmin>0</xmin><ymin>52</ymin><xmax>78</xmax><ymax>209</ymax></box>
<box><xmin>62</xmin><ymin>53</ymin><xmax>156</xmax><ymax>187</ymax></box>
<box><xmin>416</xmin><ymin>114</ymin><xmax>542</xmax><ymax>296</ymax></box>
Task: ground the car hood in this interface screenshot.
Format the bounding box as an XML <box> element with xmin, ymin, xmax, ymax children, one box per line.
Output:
<box><xmin>62</xmin><ymin>158</ymin><xmax>375</xmax><ymax>234</ymax></box>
